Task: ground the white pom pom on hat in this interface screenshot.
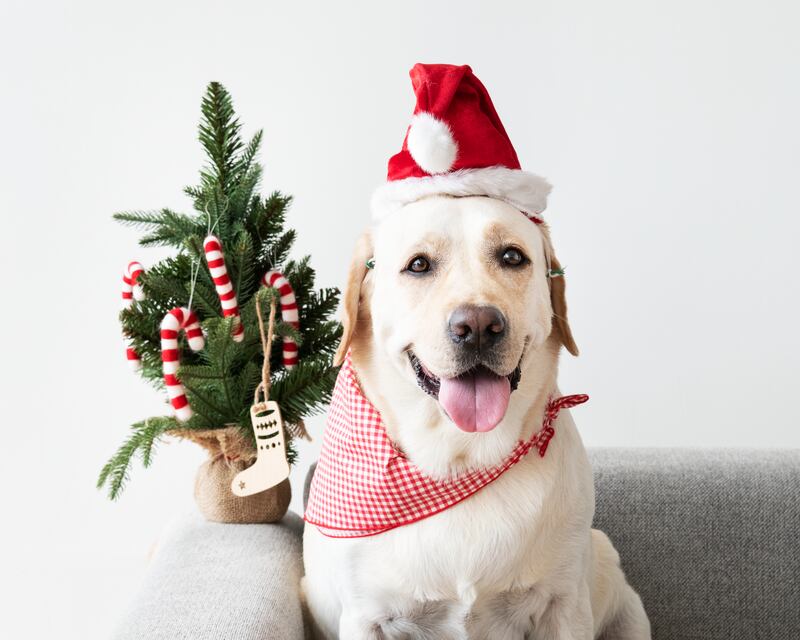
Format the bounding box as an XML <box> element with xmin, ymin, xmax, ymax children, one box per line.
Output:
<box><xmin>406</xmin><ymin>112</ymin><xmax>458</xmax><ymax>175</ymax></box>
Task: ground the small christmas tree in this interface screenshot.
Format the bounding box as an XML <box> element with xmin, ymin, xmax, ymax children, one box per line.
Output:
<box><xmin>99</xmin><ymin>82</ymin><xmax>341</xmax><ymax>500</ymax></box>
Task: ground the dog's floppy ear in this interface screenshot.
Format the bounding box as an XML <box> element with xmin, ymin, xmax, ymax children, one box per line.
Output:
<box><xmin>334</xmin><ymin>231</ymin><xmax>374</xmax><ymax>366</ymax></box>
<box><xmin>547</xmin><ymin>252</ymin><xmax>579</xmax><ymax>357</ymax></box>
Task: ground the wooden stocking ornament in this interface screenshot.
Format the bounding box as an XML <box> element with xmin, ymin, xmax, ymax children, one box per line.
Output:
<box><xmin>231</xmin><ymin>401</ymin><xmax>290</xmax><ymax>497</ymax></box>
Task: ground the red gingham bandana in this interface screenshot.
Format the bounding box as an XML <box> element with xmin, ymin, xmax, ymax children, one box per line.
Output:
<box><xmin>304</xmin><ymin>352</ymin><xmax>588</xmax><ymax>538</ymax></box>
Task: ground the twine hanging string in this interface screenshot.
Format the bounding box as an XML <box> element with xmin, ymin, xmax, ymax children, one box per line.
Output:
<box><xmin>253</xmin><ymin>289</ymin><xmax>312</xmax><ymax>441</ymax></box>
<box><xmin>254</xmin><ymin>293</ymin><xmax>277</xmax><ymax>409</ymax></box>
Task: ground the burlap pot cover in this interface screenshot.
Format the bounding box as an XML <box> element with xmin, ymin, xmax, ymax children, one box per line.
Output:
<box><xmin>171</xmin><ymin>426</ymin><xmax>292</xmax><ymax>524</ymax></box>
<box><xmin>195</xmin><ymin>458</ymin><xmax>291</xmax><ymax>524</ymax></box>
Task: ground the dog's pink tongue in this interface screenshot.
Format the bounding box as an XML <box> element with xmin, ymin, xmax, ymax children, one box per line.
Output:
<box><xmin>438</xmin><ymin>368</ymin><xmax>511</xmax><ymax>433</ymax></box>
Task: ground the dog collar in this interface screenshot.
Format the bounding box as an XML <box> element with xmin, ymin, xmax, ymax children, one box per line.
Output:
<box><xmin>304</xmin><ymin>352</ymin><xmax>588</xmax><ymax>538</ymax></box>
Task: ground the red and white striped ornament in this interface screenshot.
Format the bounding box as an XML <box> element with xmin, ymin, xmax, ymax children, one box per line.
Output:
<box><xmin>121</xmin><ymin>261</ymin><xmax>146</xmax><ymax>371</ymax></box>
<box><xmin>161</xmin><ymin>307</ymin><xmax>205</xmax><ymax>422</ymax></box>
<box><xmin>122</xmin><ymin>261</ymin><xmax>146</xmax><ymax>303</ymax></box>
<box><xmin>203</xmin><ymin>235</ymin><xmax>244</xmax><ymax>342</ymax></box>
<box><xmin>124</xmin><ymin>344</ymin><xmax>141</xmax><ymax>371</ymax></box>
<box><xmin>262</xmin><ymin>270</ymin><xmax>300</xmax><ymax>369</ymax></box>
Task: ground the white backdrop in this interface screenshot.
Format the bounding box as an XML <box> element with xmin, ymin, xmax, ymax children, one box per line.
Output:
<box><xmin>1</xmin><ymin>0</ymin><xmax>798</xmax><ymax>638</ymax></box>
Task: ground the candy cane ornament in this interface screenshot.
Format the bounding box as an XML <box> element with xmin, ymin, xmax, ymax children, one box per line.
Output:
<box><xmin>124</xmin><ymin>344</ymin><xmax>141</xmax><ymax>372</ymax></box>
<box><xmin>121</xmin><ymin>261</ymin><xmax>146</xmax><ymax>371</ymax></box>
<box><xmin>262</xmin><ymin>270</ymin><xmax>299</xmax><ymax>369</ymax></box>
<box><xmin>161</xmin><ymin>307</ymin><xmax>205</xmax><ymax>422</ymax></box>
<box><xmin>122</xmin><ymin>261</ymin><xmax>146</xmax><ymax>303</ymax></box>
<box><xmin>203</xmin><ymin>235</ymin><xmax>244</xmax><ymax>342</ymax></box>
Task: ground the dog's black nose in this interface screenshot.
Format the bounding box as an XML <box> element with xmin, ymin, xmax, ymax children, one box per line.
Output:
<box><xmin>448</xmin><ymin>305</ymin><xmax>506</xmax><ymax>349</ymax></box>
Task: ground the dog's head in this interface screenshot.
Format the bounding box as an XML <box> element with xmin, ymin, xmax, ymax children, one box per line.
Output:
<box><xmin>336</xmin><ymin>194</ymin><xmax>577</xmax><ymax>438</ymax></box>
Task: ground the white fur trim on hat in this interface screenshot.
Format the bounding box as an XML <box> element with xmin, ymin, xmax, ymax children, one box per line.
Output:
<box><xmin>406</xmin><ymin>112</ymin><xmax>458</xmax><ymax>175</ymax></box>
<box><xmin>371</xmin><ymin>166</ymin><xmax>552</xmax><ymax>222</ymax></box>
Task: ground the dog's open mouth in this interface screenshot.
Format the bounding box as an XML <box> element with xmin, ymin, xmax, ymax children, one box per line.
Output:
<box><xmin>408</xmin><ymin>352</ymin><xmax>521</xmax><ymax>433</ymax></box>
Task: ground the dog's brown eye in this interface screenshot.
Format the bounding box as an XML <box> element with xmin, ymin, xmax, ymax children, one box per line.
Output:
<box><xmin>501</xmin><ymin>247</ymin><xmax>526</xmax><ymax>267</ymax></box>
<box><xmin>406</xmin><ymin>256</ymin><xmax>431</xmax><ymax>274</ymax></box>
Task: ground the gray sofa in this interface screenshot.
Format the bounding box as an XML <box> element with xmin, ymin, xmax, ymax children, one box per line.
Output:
<box><xmin>112</xmin><ymin>449</ymin><xmax>800</xmax><ymax>639</ymax></box>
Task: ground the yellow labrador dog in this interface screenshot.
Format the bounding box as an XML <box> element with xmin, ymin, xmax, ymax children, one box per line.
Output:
<box><xmin>302</xmin><ymin>194</ymin><xmax>650</xmax><ymax>639</ymax></box>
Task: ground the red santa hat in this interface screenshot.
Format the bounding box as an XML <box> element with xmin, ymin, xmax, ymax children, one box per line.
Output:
<box><xmin>371</xmin><ymin>63</ymin><xmax>551</xmax><ymax>223</ymax></box>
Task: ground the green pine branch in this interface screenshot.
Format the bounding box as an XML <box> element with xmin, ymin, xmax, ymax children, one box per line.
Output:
<box><xmin>199</xmin><ymin>82</ymin><xmax>243</xmax><ymax>193</ymax></box>
<box><xmin>98</xmin><ymin>417</ymin><xmax>178</xmax><ymax>500</ymax></box>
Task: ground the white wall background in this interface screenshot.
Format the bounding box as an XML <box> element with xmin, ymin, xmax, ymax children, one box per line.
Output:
<box><xmin>1</xmin><ymin>0</ymin><xmax>798</xmax><ymax>637</ymax></box>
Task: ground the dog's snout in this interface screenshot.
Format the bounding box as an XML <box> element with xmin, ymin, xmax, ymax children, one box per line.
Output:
<box><xmin>447</xmin><ymin>304</ymin><xmax>506</xmax><ymax>349</ymax></box>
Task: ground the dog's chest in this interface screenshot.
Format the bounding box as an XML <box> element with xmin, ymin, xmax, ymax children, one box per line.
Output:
<box><xmin>302</xmin><ymin>419</ymin><xmax>596</xmax><ymax>638</ymax></box>
<box><xmin>352</xmin><ymin>453</ymin><xmax>573</xmax><ymax>600</ymax></box>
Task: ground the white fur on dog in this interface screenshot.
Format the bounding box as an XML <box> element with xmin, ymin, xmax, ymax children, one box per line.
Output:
<box><xmin>303</xmin><ymin>196</ymin><xmax>650</xmax><ymax>640</ymax></box>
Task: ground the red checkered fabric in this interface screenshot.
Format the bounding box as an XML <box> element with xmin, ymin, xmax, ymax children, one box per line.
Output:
<box><xmin>304</xmin><ymin>353</ymin><xmax>588</xmax><ymax>538</ymax></box>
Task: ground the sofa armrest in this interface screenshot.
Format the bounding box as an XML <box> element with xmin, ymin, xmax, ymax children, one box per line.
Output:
<box><xmin>112</xmin><ymin>509</ymin><xmax>305</xmax><ymax>640</ymax></box>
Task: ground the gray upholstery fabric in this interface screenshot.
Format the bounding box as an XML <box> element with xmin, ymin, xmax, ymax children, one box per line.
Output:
<box><xmin>112</xmin><ymin>509</ymin><xmax>305</xmax><ymax>640</ymax></box>
<box><xmin>588</xmin><ymin>448</ymin><xmax>800</xmax><ymax>640</ymax></box>
<box><xmin>118</xmin><ymin>450</ymin><xmax>800</xmax><ymax>639</ymax></box>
